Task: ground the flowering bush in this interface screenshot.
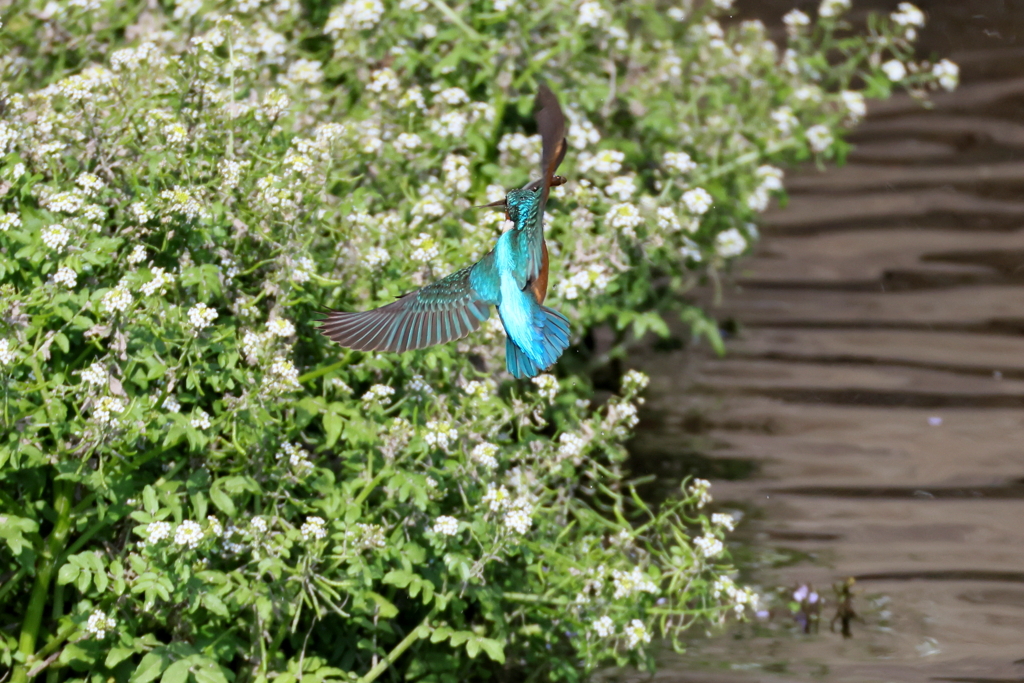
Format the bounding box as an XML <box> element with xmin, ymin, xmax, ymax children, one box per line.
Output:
<box><xmin>0</xmin><ymin>0</ymin><xmax>951</xmax><ymax>681</ymax></box>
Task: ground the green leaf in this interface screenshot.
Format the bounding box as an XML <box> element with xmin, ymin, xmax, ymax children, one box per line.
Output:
<box><xmin>131</xmin><ymin>652</ymin><xmax>170</xmax><ymax>683</ymax></box>
<box><xmin>106</xmin><ymin>646</ymin><xmax>135</xmax><ymax>669</ymax></box>
<box><xmin>465</xmin><ymin>637</ymin><xmax>480</xmax><ymax>659</ymax></box>
<box><xmin>161</xmin><ymin>658</ymin><xmax>192</xmax><ymax>683</ymax></box>
<box><xmin>382</xmin><ymin>569</ymin><xmax>415</xmax><ymax>589</ymax></box>
<box><xmin>209</xmin><ymin>482</ymin><xmax>235</xmax><ymax>517</ymax></box>
<box><xmin>57</xmin><ymin>562</ymin><xmax>80</xmax><ymax>586</ymax></box>
<box><xmin>366</xmin><ymin>592</ymin><xmax>398</xmax><ymax>619</ymax></box>
<box><xmin>191</xmin><ymin>658</ymin><xmax>228</xmax><ymax>683</ymax></box>
<box><xmin>478</xmin><ymin>638</ymin><xmax>505</xmax><ymax>664</ymax></box>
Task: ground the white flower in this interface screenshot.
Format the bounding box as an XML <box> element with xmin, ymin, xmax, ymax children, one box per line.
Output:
<box><xmin>162</xmin><ymin>395</ymin><xmax>181</xmax><ymax>413</ymax></box>
<box><xmin>41</xmin><ymin>223</ymin><xmax>71</xmax><ymax>252</ymax></box>
<box><xmin>604</xmin><ymin>175</ymin><xmax>636</xmax><ymax>201</ymax></box>
<box><xmin>682</xmin><ymin>187</ymin><xmax>713</xmax><ymax>215</ymax></box>
<box><xmin>933</xmin><ymin>59</ymin><xmax>959</xmax><ymax>91</ymax></box>
<box><xmin>806</xmin><ymin>124</ymin><xmax>834</xmax><ymax>153</ymax></box>
<box><xmin>127</xmin><ymin>245</ymin><xmax>147</xmax><ymax>265</ymax></box>
<box><xmin>818</xmin><ymin>0</ymin><xmax>850</xmax><ymax>18</ymax></box>
<box><xmin>841</xmin><ymin>90</ymin><xmax>867</xmax><ymax>121</ymax></box>
<box><xmin>362</xmin><ymin>384</ymin><xmax>395</xmax><ymax>405</ymax></box>
<box><xmin>667</xmin><ymin>7</ymin><xmax>686</xmax><ymax>21</ymax></box>
<box><xmin>267</xmin><ymin>318</ymin><xmax>295</xmax><ymax>338</ymax></box>
<box><xmin>443</xmin><ymin>154</ymin><xmax>472</xmax><ymax>193</ymax></box>
<box><xmin>286</xmin><ymin>58</ymin><xmax>324</xmax><ymax>85</ymax></box>
<box><xmin>891</xmin><ymin>2</ymin><xmax>925</xmax><ymax>26</ymax></box>
<box><xmin>393</xmin><ymin>132</ymin><xmax>422</xmax><ymax>153</ymax></box>
<box><xmin>783</xmin><ymin>9</ymin><xmax>810</xmax><ymax>32</ymax></box>
<box><xmin>694</xmin><ymin>533</ymin><xmax>724</xmax><ymax>558</ymax></box>
<box><xmin>612</xmin><ymin>567</ymin><xmax>659</xmax><ymax>599</ymax></box>
<box><xmin>424</xmin><ymin>420</ymin><xmax>458</xmax><ymax>451</ymax></box>
<box><xmin>430</xmin><ymin>111</ymin><xmax>468</xmax><ymax>138</ymax></box>
<box><xmin>251</xmin><ymin>516</ymin><xmax>268</xmax><ymax>534</ymax></box>
<box><xmin>577</xmin><ymin>0</ymin><xmax>609</xmax><ymax>27</ymax></box>
<box><xmin>882</xmin><ymin>59</ymin><xmax>907</xmax><ymax>82</ymax></box>
<box><xmin>656</xmin><ymin>207</ymin><xmax>681</xmax><ymax>232</ymax></box>
<box><xmin>558</xmin><ymin>432</ymin><xmax>585</xmax><ymax>460</ymax></box>
<box><xmin>531</xmin><ymin>374</ymin><xmax>558</xmax><ymax>401</ymax></box>
<box><xmin>81</xmin><ymin>362</ymin><xmax>108</xmax><ymax>387</ymax></box>
<box><xmin>366</xmin><ymin>67</ymin><xmax>400</xmax><ymax>93</ymax></box>
<box><xmin>190</xmin><ymin>409</ymin><xmax>211</xmax><ymax>430</ymax></box>
<box><xmin>433</xmin><ymin>515</ymin><xmax>459</xmax><ymax>536</ymax></box>
<box><xmin>174</xmin><ymin>520</ymin><xmax>204</xmax><ymax>549</ymax></box>
<box><xmin>688</xmin><ymin>478</ymin><xmax>712</xmax><ymax>508</ymax></box>
<box><xmin>713</xmin><ymin>0</ymin><xmax>733</xmax><ymax>8</ymax></box>
<box><xmin>140</xmin><ymin>267</ymin><xmax>174</xmax><ymax>297</ymax></box>
<box><xmin>580</xmin><ymin>149</ymin><xmax>624</xmax><ymax>174</ymax></box>
<box><xmin>712</xmin><ymin>512</ymin><xmax>736</xmax><ymax>531</ymax></box>
<box><xmin>410</xmin><ymin>232</ymin><xmax>440</xmax><ymax>262</ymax></box>
<box><xmin>47</xmin><ymin>191</ymin><xmax>85</xmax><ymax>215</ymax></box>
<box><xmin>364</xmin><ymin>247</ymin><xmax>389</xmax><ymax>268</ymax></box>
<box><xmin>101</xmin><ymin>283</ymin><xmax>133</xmax><ymax>315</ymax></box>
<box><xmin>207</xmin><ymin>516</ymin><xmax>223</xmax><ymax>538</ymax></box>
<box><xmin>52</xmin><ymin>265</ymin><xmax>77</xmax><ymax>288</ymax></box>
<box><xmin>219</xmin><ymin>159</ymin><xmax>246</xmax><ymax>189</ymax></box>
<box><xmin>503</xmin><ymin>498</ymin><xmax>533</xmax><ymax>535</ymax></box>
<box><xmin>663</xmin><ymin>151</ymin><xmax>696</xmax><ymax>173</ymax></box>
<box><xmin>292</xmin><ymin>256</ymin><xmax>315</xmax><ymax>284</ymax></box>
<box><xmin>325</xmin><ymin>0</ymin><xmax>385</xmax><ymax>34</ymax></box>
<box><xmin>681</xmin><ymin>237</ymin><xmax>703</xmax><ymax>262</ymax></box>
<box><xmin>0</xmin><ymin>213</ymin><xmax>21</xmax><ymax>231</ymax></box>
<box><xmin>625</xmin><ymin>619</ymin><xmax>651</xmax><ymax>649</ymax></box>
<box><xmin>715</xmin><ymin>228</ymin><xmax>747</xmax><ymax>258</ymax></box>
<box><xmin>482</xmin><ymin>484</ymin><xmax>511</xmax><ymax>512</ymax></box>
<box><xmin>606</xmin><ymin>202</ymin><xmax>643</xmax><ymax>236</ymax></box>
<box><xmin>85</xmin><ymin>609</ymin><xmax>117</xmax><ymax>639</ymax></box>
<box><xmin>160</xmin><ymin>186</ymin><xmax>209</xmax><ymax>221</ymax></box>
<box><xmin>436</xmin><ymin>87</ymin><xmax>469</xmax><ymax>106</ymax></box>
<box><xmin>622</xmin><ymin>369</ymin><xmax>649</xmax><ymax>393</ymax></box>
<box><xmin>593</xmin><ymin>616</ymin><xmax>615</xmax><ymax>637</ymax></box>
<box><xmin>144</xmin><ymin>521</ymin><xmax>171</xmax><ymax>544</ymax></box>
<box><xmin>301</xmin><ymin>516</ymin><xmax>328</xmax><ymax>540</ymax></box>
<box><xmin>471</xmin><ymin>442</ymin><xmax>499</xmax><ymax>469</ymax></box>
<box><xmin>264</xmin><ymin>357</ymin><xmax>301</xmax><ymax>394</ymax></box>
<box><xmin>75</xmin><ymin>172</ymin><xmax>104</xmax><ymax>196</ymax></box>
<box><xmin>92</xmin><ymin>396</ymin><xmax>126</xmax><ymax>425</ymax></box>
<box><xmin>187</xmin><ymin>303</ymin><xmax>218</xmax><ymax>333</ymax></box>
<box><xmin>771</xmin><ymin>106</ymin><xmax>798</xmax><ymax>135</ymax></box>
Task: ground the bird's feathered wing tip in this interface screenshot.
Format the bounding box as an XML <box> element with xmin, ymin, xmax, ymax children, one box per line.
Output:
<box><xmin>504</xmin><ymin>305</ymin><xmax>571</xmax><ymax>378</ymax></box>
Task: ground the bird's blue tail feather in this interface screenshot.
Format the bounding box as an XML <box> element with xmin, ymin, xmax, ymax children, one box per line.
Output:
<box><xmin>504</xmin><ymin>306</ymin><xmax>570</xmax><ymax>378</ymax></box>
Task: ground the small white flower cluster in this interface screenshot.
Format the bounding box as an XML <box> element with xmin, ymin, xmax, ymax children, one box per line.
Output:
<box><xmin>606</xmin><ymin>202</ymin><xmax>643</xmax><ymax>237</ymax></box>
<box><xmin>140</xmin><ymin>267</ymin><xmax>174</xmax><ymax>297</ymax></box>
<box><xmin>345</xmin><ymin>522</ymin><xmax>387</xmax><ymax>549</ymax></box>
<box><xmin>101</xmin><ymin>281</ymin><xmax>133</xmax><ymax>315</ymax></box>
<box><xmin>442</xmin><ymin>154</ymin><xmax>471</xmax><ymax>193</ymax></box>
<box><xmin>592</xmin><ymin>615</ymin><xmax>615</xmax><ymax>638</ymax></box>
<box><xmin>933</xmin><ymin>58</ymin><xmax>959</xmax><ymax>92</ymax></box>
<box><xmin>557</xmin><ymin>432</ymin><xmax>585</xmax><ymax>462</ymax></box>
<box><xmin>577</xmin><ymin>0</ymin><xmax>609</xmax><ymax>27</ymax></box>
<box><xmin>187</xmin><ymin>303</ymin><xmax>218</xmax><ymax>333</ymax></box>
<box><xmin>0</xmin><ymin>212</ymin><xmax>21</xmax><ymax>231</ymax></box>
<box><xmin>881</xmin><ymin>59</ymin><xmax>907</xmax><ymax>83</ymax></box>
<box><xmin>714</xmin><ymin>227</ymin><xmax>747</xmax><ymax>259</ymax></box>
<box><xmin>712</xmin><ymin>576</ymin><xmax>760</xmax><ymax>617</ymax></box>
<box><xmin>566</xmin><ymin>107</ymin><xmax>601</xmax><ymax>150</ymax></box>
<box><xmin>127</xmin><ymin>245</ymin><xmax>148</xmax><ymax>265</ymax></box>
<box><xmin>405</xmin><ymin>374</ymin><xmax>435</xmax><ymax>400</ymax></box>
<box><xmin>430</xmin><ymin>110</ymin><xmax>469</xmax><ymax>138</ymax></box>
<box><xmin>682</xmin><ymin>187</ymin><xmax>713</xmax><ymax>215</ymax></box>
<box><xmin>263</xmin><ymin>356</ymin><xmax>301</xmax><ymax>394</ymax></box>
<box><xmin>46</xmin><ymin>191</ymin><xmax>86</xmax><ymax>215</ymax></box>
<box><xmin>41</xmin><ymin>223</ymin><xmax>71</xmax><ymax>252</ymax></box>
<box><xmin>841</xmin><ymin>90</ymin><xmax>867</xmax><ymax>123</ymax></box>
<box><xmin>556</xmin><ymin>263</ymin><xmax>612</xmax><ymax>301</ymax></box>
<box><xmin>771</xmin><ymin>105</ymin><xmax>799</xmax><ymax>135</ymax></box>
<box><xmin>363</xmin><ymin>246</ymin><xmax>390</xmax><ymax>269</ymax></box>
<box><xmin>604</xmin><ymin>401</ymin><xmax>639</xmax><ymax>436</ymax></box>
<box><xmin>531</xmin><ymin>374</ymin><xmax>559</xmax><ymax>401</ymax></box>
<box><xmin>503</xmin><ymin>497</ymin><xmax>534</xmax><ymax>535</ymax></box>
<box><xmin>470</xmin><ymin>442</ymin><xmax>499</xmax><ymax>469</ymax></box>
<box><xmin>497</xmin><ymin>132</ymin><xmax>542</xmax><ymax>167</ymax></box>
<box><xmin>292</xmin><ymin>256</ymin><xmax>316</xmax><ymax>284</ymax></box>
<box><xmin>301</xmin><ymin>515</ymin><xmax>328</xmax><ymax>540</ymax></box>
<box><xmin>366</xmin><ymin>67</ymin><xmax>400</xmax><ymax>94</ymax></box>
<box><xmin>410</xmin><ymin>232</ymin><xmax>440</xmax><ymax>263</ymax></box>
<box><xmin>783</xmin><ymin>9</ymin><xmax>810</xmax><ymax>35</ymax></box>
<box><xmin>81</xmin><ymin>362</ymin><xmax>108</xmax><ymax>387</ymax></box>
<box><xmin>818</xmin><ymin>0</ymin><xmax>850</xmax><ymax>18</ymax></box>
<box><xmin>393</xmin><ymin>132</ymin><xmax>422</xmax><ymax>154</ymax></box>
<box><xmin>219</xmin><ymin>159</ymin><xmax>248</xmax><ymax>189</ymax></box>
<box><xmin>891</xmin><ymin>2</ymin><xmax>925</xmax><ymax>27</ymax></box>
<box><xmin>806</xmin><ymin>124</ymin><xmax>834</xmax><ymax>153</ymax></box>
<box><xmin>612</xmin><ymin>566</ymin><xmax>659</xmax><ymax>599</ymax></box>
<box><xmin>625</xmin><ymin>619</ymin><xmax>651</xmax><ymax>649</ymax></box>
<box><xmin>52</xmin><ymin>265</ymin><xmax>77</xmax><ymax>288</ymax></box>
<box><xmin>191</xmin><ymin>408</ymin><xmax>212</xmax><ymax>430</ymax></box>
<box><xmin>712</xmin><ymin>512</ymin><xmax>736</xmax><ymax>531</ymax></box>
<box><xmin>433</xmin><ymin>515</ymin><xmax>459</xmax><ymax>536</ymax></box>
<box><xmin>462</xmin><ymin>379</ymin><xmax>494</xmax><ymax>398</ymax></box>
<box><xmin>747</xmin><ymin>165</ymin><xmax>784</xmax><ymax>212</ymax></box>
<box><xmin>579</xmin><ymin>149</ymin><xmax>624</xmax><ymax>175</ymax></box>
<box><xmin>160</xmin><ymin>186</ymin><xmax>209</xmax><ymax>221</ymax></box>
<box><xmin>694</xmin><ymin>533</ymin><xmax>724</xmax><ymax>559</ymax></box>
<box><xmin>663</xmin><ymin>151</ymin><xmax>697</xmax><ymax>174</ymax></box>
<box><xmin>267</xmin><ymin>318</ymin><xmax>295</xmax><ymax>338</ymax></box>
<box><xmin>325</xmin><ymin>0</ymin><xmax>385</xmax><ymax>35</ymax></box>
<box><xmin>688</xmin><ymin>478</ymin><xmax>713</xmax><ymax>508</ymax></box>
<box><xmin>144</xmin><ymin>521</ymin><xmax>171</xmax><ymax>545</ymax></box>
<box><xmin>277</xmin><ymin>441</ymin><xmax>313</xmax><ymax>473</ymax></box>
<box><xmin>424</xmin><ymin>420</ymin><xmax>458</xmax><ymax>451</ymax></box>
<box><xmin>85</xmin><ymin>609</ymin><xmax>117</xmax><ymax>639</ymax></box>
<box><xmin>162</xmin><ymin>395</ymin><xmax>181</xmax><ymax>413</ymax></box>
<box><xmin>93</xmin><ymin>396</ymin><xmax>126</xmax><ymax>426</ymax></box>
<box><xmin>361</xmin><ymin>384</ymin><xmax>395</xmax><ymax>405</ymax></box>
<box><xmin>621</xmin><ymin>369</ymin><xmax>650</xmax><ymax>394</ymax></box>
<box><xmin>175</xmin><ymin>520</ymin><xmax>205</xmax><ymax>549</ymax></box>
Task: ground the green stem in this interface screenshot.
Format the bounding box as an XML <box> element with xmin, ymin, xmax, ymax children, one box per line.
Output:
<box><xmin>357</xmin><ymin>607</ymin><xmax>436</xmax><ymax>683</ymax></box>
<box><xmin>12</xmin><ymin>479</ymin><xmax>75</xmax><ymax>683</ymax></box>
<box><xmin>297</xmin><ymin>359</ymin><xmax>348</xmax><ymax>385</ymax></box>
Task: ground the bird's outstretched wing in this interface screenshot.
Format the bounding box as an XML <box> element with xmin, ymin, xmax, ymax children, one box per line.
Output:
<box><xmin>533</xmin><ymin>84</ymin><xmax>568</xmax><ymax>219</ymax></box>
<box><xmin>321</xmin><ymin>256</ymin><xmax>497</xmax><ymax>353</ymax></box>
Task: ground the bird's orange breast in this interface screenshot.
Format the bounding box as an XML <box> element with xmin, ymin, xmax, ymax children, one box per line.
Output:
<box><xmin>528</xmin><ymin>240</ymin><xmax>550</xmax><ymax>304</ymax></box>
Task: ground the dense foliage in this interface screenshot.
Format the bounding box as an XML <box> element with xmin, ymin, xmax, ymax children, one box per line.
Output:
<box><xmin>0</xmin><ymin>0</ymin><xmax>952</xmax><ymax>681</ymax></box>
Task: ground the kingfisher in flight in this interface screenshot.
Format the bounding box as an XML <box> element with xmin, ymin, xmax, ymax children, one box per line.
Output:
<box><xmin>320</xmin><ymin>85</ymin><xmax>571</xmax><ymax>379</ymax></box>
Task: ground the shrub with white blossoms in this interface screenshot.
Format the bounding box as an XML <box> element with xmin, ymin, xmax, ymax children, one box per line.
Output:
<box><xmin>0</xmin><ymin>1</ymin><xmax>953</xmax><ymax>682</ymax></box>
